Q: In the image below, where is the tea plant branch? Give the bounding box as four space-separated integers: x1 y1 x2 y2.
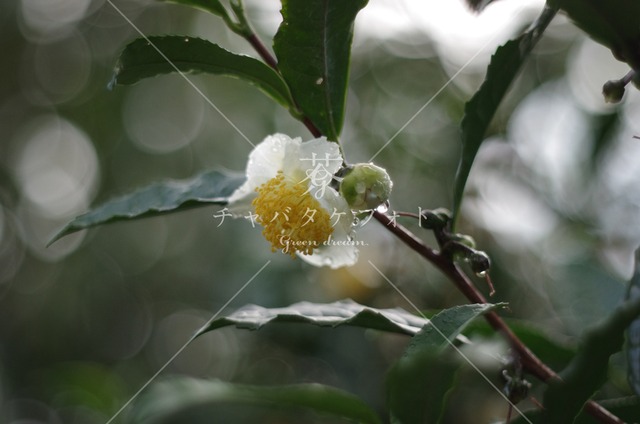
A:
239 19 624 424
372 211 624 424
246 33 278 70
373 211 555 377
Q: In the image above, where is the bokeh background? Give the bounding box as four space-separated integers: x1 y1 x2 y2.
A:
1 0 639 422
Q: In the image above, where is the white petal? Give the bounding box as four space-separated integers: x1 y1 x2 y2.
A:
247 133 297 182
227 133 296 206
317 187 354 235
298 187 358 269
298 224 359 269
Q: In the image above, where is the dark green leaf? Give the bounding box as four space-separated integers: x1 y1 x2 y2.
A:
49 170 244 245
273 0 368 140
128 377 382 424
626 249 640 395
388 303 501 424
405 303 502 356
542 295 640 422
452 6 557 225
111 36 294 110
197 299 429 337
547 0 640 69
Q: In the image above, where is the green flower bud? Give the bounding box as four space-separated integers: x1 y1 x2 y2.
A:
602 79 625 103
339 163 392 210
419 208 451 230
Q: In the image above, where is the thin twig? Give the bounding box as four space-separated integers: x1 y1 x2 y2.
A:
245 33 278 70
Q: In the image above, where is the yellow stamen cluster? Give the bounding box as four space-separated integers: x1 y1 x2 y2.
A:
252 171 334 257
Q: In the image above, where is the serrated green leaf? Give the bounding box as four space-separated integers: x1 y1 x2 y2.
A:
406 304 502 355
49 170 244 245
548 0 640 70
388 303 501 424
273 0 368 140
197 299 429 337
111 36 294 110
542 295 640 423
127 377 382 424
452 6 557 226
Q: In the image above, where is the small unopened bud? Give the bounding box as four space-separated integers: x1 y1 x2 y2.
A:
468 250 495 295
339 163 392 210
469 250 490 275
603 79 625 103
419 208 451 230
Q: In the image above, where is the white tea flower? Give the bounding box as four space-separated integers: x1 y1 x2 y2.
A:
227 133 358 268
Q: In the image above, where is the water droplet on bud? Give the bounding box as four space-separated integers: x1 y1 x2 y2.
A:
376 201 389 213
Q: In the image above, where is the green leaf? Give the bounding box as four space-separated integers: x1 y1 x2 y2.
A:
547 0 640 70
626 249 640 395
49 170 244 245
451 6 557 225
388 303 501 424
273 0 368 140
128 377 382 424
542 295 640 423
111 36 294 110
405 304 503 355
197 299 429 337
